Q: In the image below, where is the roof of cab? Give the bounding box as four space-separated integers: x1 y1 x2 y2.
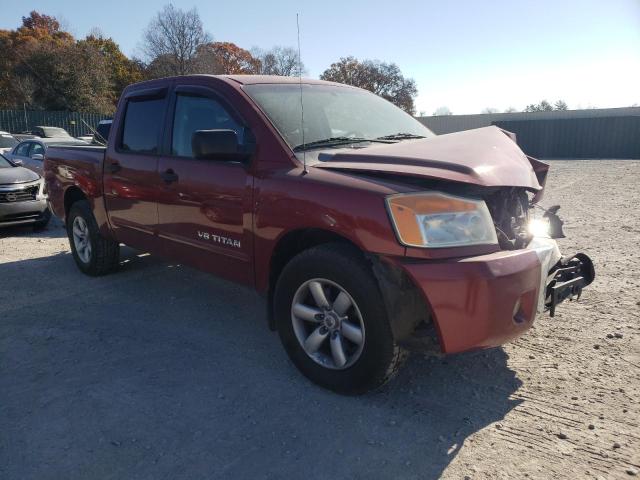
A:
123 74 357 96
220 75 348 87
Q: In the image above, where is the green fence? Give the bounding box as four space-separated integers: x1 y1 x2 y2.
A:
0 110 110 137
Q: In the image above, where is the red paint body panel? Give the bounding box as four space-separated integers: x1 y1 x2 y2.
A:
44 74 552 355
394 249 541 353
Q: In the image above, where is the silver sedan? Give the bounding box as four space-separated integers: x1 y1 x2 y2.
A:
5 138 88 175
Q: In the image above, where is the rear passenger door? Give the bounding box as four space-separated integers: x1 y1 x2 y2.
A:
104 87 168 252
156 83 254 286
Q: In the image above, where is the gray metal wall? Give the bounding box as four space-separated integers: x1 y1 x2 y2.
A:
417 107 640 159
0 110 109 137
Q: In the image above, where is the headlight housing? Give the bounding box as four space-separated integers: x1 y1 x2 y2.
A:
386 192 498 248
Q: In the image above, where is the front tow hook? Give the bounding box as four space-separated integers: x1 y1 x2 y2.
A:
545 253 595 317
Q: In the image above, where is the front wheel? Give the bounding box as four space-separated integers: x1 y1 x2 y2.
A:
67 200 119 276
274 243 407 394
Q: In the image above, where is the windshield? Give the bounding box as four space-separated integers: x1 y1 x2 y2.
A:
0 154 13 168
0 134 18 148
42 127 70 138
244 84 434 150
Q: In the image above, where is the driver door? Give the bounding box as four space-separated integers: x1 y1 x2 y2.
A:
156 84 254 286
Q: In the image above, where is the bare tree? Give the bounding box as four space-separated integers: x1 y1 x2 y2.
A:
481 107 500 114
142 4 211 76
433 106 452 116
252 46 305 76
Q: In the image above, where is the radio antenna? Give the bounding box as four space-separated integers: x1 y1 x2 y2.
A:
296 13 307 174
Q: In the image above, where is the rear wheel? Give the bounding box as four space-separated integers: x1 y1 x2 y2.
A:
274 243 407 394
67 200 119 276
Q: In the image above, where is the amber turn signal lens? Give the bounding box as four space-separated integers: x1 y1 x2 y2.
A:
386 192 497 248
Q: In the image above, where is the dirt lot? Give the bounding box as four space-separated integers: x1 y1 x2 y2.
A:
1 160 638 480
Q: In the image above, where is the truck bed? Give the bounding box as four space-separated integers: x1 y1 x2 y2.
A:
44 144 107 225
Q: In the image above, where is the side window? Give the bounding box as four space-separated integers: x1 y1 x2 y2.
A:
15 142 31 156
30 143 45 158
119 98 165 154
171 94 243 158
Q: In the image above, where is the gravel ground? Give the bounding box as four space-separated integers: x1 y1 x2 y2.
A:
1 160 638 480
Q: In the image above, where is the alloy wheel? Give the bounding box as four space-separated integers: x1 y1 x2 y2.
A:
291 278 366 370
72 216 92 263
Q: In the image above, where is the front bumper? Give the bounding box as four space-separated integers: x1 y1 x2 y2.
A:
393 237 587 354
0 199 49 226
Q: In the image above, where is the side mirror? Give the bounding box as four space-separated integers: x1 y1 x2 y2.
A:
31 154 44 161
191 129 253 161
13 159 23 166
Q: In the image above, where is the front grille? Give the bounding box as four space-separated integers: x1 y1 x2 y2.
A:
0 185 39 203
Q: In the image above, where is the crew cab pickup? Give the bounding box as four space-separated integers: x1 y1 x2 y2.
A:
44 75 594 394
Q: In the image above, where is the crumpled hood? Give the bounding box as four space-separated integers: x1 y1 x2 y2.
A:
312 126 545 191
0 166 40 185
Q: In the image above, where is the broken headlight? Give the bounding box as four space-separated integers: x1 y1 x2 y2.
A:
386 192 498 248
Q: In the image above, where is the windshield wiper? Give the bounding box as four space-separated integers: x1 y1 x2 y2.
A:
376 132 427 141
293 136 393 152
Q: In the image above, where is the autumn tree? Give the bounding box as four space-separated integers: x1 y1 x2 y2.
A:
142 4 211 76
194 42 260 74
320 57 418 113
0 11 132 113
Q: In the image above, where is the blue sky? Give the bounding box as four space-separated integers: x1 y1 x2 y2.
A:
1 0 639 114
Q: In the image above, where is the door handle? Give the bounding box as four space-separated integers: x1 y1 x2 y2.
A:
161 169 179 184
109 161 121 173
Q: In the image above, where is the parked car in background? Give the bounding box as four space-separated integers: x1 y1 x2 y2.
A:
13 133 38 142
6 137 88 175
77 134 95 142
0 153 50 229
29 126 72 138
0 131 19 155
92 119 112 145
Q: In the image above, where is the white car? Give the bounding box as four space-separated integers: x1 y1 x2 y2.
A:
6 137 88 175
0 131 19 155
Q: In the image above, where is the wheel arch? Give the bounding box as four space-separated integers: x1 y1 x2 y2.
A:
266 228 363 330
63 186 88 220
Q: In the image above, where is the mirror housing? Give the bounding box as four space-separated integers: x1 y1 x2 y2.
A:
192 129 253 161
13 159 23 166
31 154 44 161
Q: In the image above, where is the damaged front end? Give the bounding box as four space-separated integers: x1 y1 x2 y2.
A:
485 187 595 318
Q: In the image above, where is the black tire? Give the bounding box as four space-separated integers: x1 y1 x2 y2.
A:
274 243 407 395
32 207 51 231
66 200 119 276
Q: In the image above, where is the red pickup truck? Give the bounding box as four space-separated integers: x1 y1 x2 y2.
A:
45 75 594 394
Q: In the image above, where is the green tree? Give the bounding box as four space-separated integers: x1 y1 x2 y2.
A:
320 56 418 114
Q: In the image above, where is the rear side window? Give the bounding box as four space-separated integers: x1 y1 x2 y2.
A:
171 94 243 157
15 142 31 156
120 98 165 154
